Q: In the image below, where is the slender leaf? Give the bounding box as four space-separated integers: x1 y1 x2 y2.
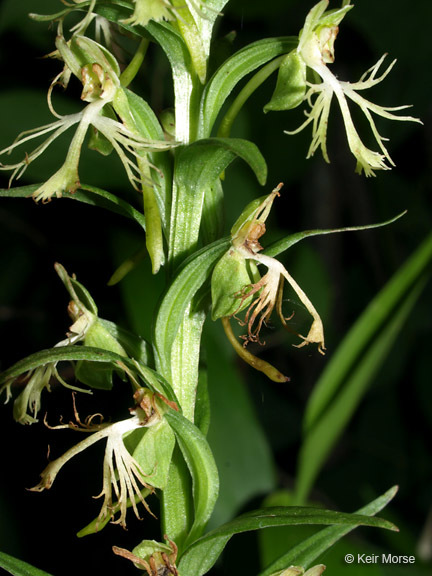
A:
165 409 219 546
0 346 178 405
263 211 406 258
303 231 432 432
0 184 146 231
0 551 53 576
258 486 399 576
154 237 230 379
200 36 297 137
294 233 432 504
177 505 397 576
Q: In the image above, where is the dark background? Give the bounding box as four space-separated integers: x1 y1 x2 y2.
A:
0 1 431 574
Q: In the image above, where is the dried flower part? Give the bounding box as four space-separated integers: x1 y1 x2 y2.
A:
232 185 325 354
0 264 128 423
113 537 178 576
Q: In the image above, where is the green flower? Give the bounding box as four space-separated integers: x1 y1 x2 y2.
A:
0 32 172 202
122 0 177 26
286 0 421 176
216 184 325 354
122 0 210 27
0 263 126 424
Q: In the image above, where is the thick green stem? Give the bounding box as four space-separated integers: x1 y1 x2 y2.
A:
159 3 217 548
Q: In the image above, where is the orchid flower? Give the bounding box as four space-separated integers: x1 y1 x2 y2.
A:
0 31 173 202
31 413 155 527
232 184 325 354
287 0 421 176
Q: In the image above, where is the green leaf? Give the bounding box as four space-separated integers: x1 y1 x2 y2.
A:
0 346 121 389
177 505 397 576
294 232 432 504
169 138 267 267
86 1 195 143
200 36 297 137
263 212 407 259
165 409 219 546
153 238 230 380
0 551 54 576
194 369 211 436
0 184 146 232
0 346 177 405
258 486 398 576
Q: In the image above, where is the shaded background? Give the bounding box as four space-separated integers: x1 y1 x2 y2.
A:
0 0 431 574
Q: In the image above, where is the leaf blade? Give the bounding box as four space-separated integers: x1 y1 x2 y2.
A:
200 37 297 137
165 409 220 546
178 505 397 576
0 184 146 231
258 486 399 576
0 551 54 576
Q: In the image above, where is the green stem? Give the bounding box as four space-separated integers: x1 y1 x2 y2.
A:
217 55 285 138
120 38 149 88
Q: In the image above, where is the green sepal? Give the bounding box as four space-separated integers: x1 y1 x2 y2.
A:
230 194 268 237
124 418 176 489
71 35 121 79
98 318 152 366
131 540 175 570
264 52 306 113
211 249 259 320
315 3 353 30
75 320 128 389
